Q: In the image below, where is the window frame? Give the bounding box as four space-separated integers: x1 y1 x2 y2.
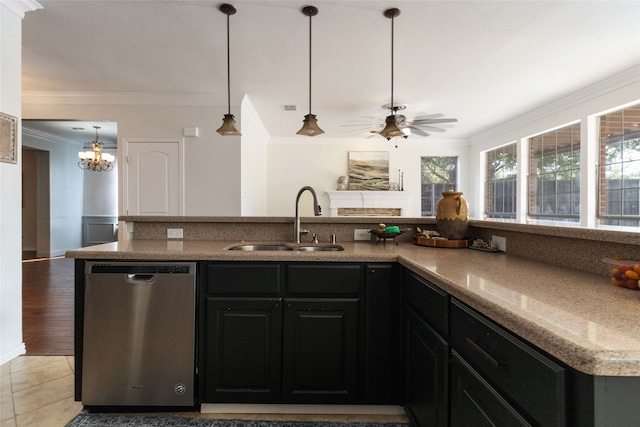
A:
420 156 458 217
597 104 640 226
484 142 518 220
527 122 581 222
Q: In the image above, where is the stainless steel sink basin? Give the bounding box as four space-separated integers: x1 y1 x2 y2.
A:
226 243 344 252
227 243 293 251
294 245 344 251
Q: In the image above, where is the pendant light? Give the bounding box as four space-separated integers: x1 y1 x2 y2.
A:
216 3 241 136
378 8 405 141
296 5 324 136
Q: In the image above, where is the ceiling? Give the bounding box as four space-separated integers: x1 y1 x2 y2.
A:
21 0 640 143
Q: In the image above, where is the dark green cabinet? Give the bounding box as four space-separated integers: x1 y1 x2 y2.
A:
450 350 531 427
402 270 449 427
202 297 283 402
450 299 566 427
282 298 359 403
200 262 365 404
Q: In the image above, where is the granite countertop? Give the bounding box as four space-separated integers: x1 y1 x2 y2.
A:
66 240 640 377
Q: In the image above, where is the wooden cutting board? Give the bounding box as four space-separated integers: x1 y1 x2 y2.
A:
415 235 470 248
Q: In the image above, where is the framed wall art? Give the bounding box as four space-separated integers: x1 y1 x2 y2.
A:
348 151 389 191
0 112 17 164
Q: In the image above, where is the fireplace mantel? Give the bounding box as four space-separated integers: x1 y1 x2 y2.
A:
326 191 413 217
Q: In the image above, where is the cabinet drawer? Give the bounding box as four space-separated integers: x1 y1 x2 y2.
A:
403 270 449 338
204 263 281 295
286 264 362 295
450 299 566 427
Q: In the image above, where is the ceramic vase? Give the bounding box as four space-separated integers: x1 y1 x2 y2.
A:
436 191 469 240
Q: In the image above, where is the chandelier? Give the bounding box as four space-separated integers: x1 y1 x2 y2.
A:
78 126 114 172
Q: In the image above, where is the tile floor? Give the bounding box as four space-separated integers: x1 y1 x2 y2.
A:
1 356 81 427
2 356 409 427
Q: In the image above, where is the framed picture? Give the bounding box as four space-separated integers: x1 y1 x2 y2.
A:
0 112 17 164
348 151 389 191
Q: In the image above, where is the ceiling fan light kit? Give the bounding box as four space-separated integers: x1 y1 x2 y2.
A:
297 5 324 137
216 3 241 136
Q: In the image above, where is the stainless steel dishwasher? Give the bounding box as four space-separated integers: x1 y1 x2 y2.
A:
82 261 197 407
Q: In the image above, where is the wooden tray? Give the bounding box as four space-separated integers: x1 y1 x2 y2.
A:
415 235 470 248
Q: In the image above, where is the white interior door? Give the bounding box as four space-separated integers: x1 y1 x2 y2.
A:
124 138 183 215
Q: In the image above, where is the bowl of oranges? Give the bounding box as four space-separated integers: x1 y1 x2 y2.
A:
604 258 640 290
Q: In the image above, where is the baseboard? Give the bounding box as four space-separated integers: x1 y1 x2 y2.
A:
0 342 26 366
201 404 406 415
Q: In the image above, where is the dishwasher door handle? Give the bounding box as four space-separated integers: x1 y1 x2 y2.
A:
125 274 156 284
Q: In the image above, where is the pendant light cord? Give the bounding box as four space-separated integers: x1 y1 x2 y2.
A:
307 13 312 115
390 13 394 114
226 12 231 115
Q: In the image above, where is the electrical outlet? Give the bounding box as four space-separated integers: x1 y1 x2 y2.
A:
354 229 371 241
167 228 183 239
492 235 506 252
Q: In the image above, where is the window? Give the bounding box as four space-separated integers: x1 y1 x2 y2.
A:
421 156 457 216
528 123 581 222
485 143 517 219
598 104 640 227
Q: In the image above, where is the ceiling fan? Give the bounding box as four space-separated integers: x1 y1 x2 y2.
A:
342 7 458 141
342 104 458 138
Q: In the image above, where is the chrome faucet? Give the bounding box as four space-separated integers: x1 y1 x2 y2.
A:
294 186 322 243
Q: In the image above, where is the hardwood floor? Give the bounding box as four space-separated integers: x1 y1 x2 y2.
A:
22 257 75 356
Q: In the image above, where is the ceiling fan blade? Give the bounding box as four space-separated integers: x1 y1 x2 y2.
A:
412 118 458 125
408 126 430 137
410 125 447 133
413 113 444 120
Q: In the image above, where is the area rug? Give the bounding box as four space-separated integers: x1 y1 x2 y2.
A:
65 414 409 427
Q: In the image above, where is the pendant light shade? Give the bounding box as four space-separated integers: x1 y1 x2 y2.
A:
297 5 324 137
217 3 241 136
378 7 403 141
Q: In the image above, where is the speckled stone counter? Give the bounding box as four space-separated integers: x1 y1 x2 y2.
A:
66 240 640 377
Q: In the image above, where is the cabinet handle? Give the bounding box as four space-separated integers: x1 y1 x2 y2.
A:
465 337 499 368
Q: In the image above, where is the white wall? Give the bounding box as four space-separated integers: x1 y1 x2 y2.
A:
266 136 470 217
22 129 84 256
240 95 268 216
0 3 27 364
22 103 243 216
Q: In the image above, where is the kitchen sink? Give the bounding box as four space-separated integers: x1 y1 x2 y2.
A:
227 243 292 251
226 243 344 252
294 245 344 251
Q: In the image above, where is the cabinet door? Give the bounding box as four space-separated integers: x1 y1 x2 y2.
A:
365 264 401 404
282 298 359 403
202 297 282 403
450 351 531 427
404 305 449 427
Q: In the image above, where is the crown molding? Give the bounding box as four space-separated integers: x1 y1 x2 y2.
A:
2 0 42 18
470 65 640 145
21 91 229 106
22 126 82 147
